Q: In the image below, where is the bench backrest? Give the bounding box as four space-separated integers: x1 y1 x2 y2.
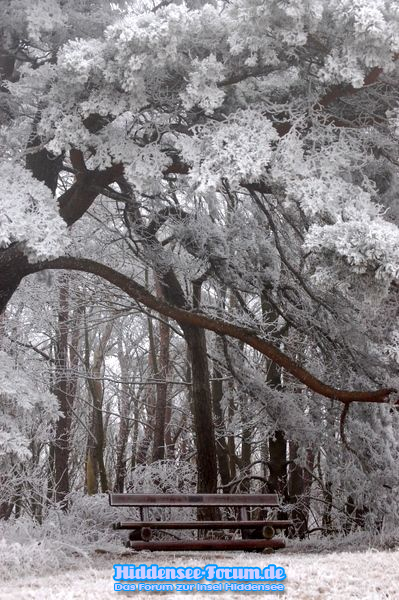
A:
109 493 279 507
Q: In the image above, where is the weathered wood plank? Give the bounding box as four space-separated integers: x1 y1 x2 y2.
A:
109 493 279 507
113 519 292 530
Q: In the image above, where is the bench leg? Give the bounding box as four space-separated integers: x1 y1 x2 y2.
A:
129 527 152 542
262 525 275 539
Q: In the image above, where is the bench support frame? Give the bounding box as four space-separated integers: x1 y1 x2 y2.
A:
109 492 292 551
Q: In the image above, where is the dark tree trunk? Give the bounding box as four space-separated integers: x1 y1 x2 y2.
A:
135 307 157 466
184 281 218 501
185 325 219 522
135 391 154 467
211 363 231 490
153 270 219 502
114 420 129 493
185 325 218 494
85 320 112 494
260 291 288 500
114 345 133 493
268 430 287 497
164 395 175 459
0 245 33 314
322 480 333 534
0 498 13 520
151 282 170 462
227 391 237 482
52 276 72 508
130 400 140 471
288 441 309 538
240 411 252 494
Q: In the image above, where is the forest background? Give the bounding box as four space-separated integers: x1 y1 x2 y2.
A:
1 0 399 554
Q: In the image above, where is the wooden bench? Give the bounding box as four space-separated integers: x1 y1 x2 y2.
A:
109 492 292 551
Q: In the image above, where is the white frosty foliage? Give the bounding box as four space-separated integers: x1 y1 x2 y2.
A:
305 218 399 283
227 0 316 55
0 351 59 461
0 162 67 260
319 0 399 86
57 38 106 85
177 109 278 191
180 55 226 114
123 144 172 194
268 126 399 286
25 0 66 43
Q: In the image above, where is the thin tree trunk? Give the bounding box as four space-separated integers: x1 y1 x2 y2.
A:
85 320 113 494
52 275 72 508
151 280 170 462
227 391 237 482
164 394 174 459
211 363 231 490
240 398 252 494
135 308 157 465
114 416 129 493
287 446 313 538
130 400 140 471
114 344 132 493
268 430 287 496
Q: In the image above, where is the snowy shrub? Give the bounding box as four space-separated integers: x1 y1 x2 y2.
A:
0 350 60 510
126 460 198 538
0 492 128 580
126 459 197 494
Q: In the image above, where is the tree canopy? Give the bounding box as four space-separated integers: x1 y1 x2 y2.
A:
2 0 399 530
2 0 399 402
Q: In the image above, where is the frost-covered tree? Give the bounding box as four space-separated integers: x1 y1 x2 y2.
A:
0 348 59 518
2 0 399 525
2 0 399 398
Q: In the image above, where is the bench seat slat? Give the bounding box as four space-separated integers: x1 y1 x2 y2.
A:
109 493 279 507
114 519 292 530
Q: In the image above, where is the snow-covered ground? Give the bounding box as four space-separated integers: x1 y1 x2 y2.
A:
1 547 398 600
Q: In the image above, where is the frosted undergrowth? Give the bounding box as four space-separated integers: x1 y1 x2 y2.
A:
0 491 398 589
0 493 127 581
287 527 399 554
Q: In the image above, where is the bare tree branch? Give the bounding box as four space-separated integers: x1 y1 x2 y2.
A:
23 254 396 406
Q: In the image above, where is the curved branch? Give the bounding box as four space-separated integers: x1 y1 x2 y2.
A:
29 255 396 406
